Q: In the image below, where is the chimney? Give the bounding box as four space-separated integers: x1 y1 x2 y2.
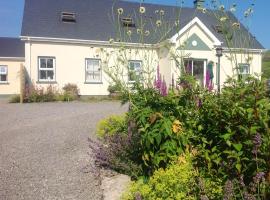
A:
194 0 205 9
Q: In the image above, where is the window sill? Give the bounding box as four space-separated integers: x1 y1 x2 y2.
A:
0 82 9 85
84 82 103 84
36 81 57 84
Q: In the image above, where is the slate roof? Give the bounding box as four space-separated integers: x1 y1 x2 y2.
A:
0 37 25 58
21 0 264 49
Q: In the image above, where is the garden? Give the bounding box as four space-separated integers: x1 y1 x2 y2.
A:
89 1 270 199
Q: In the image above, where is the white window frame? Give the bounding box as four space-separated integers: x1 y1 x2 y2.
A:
238 63 250 80
38 57 56 82
0 65 8 83
128 60 142 83
184 59 206 86
85 58 102 83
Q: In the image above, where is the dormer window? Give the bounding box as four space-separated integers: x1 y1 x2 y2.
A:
213 25 223 33
61 12 76 23
121 17 136 27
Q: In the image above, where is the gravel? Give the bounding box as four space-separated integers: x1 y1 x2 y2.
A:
0 101 127 200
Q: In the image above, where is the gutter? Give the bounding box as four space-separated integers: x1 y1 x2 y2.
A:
0 57 25 61
20 36 159 49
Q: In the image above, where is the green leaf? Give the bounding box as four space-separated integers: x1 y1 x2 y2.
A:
236 163 242 172
233 143 243 152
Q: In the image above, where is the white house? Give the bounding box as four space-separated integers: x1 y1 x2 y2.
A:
0 0 264 96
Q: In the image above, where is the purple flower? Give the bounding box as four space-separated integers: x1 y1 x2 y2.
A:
154 65 167 96
223 180 234 200
135 192 142 200
252 133 262 155
253 172 265 184
239 174 245 187
243 191 256 200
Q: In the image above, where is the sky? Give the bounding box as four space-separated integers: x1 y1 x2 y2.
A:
0 0 269 49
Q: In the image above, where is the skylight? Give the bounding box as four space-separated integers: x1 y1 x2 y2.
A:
61 12 76 23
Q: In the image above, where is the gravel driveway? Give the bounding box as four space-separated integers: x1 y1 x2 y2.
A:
0 101 127 200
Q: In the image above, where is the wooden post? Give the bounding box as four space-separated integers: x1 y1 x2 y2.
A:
20 64 25 103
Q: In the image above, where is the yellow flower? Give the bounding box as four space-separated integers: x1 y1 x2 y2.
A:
232 22 240 28
219 5 225 11
117 8 124 15
160 10 165 16
109 38 114 44
139 6 146 14
178 154 187 164
172 120 183 134
127 30 132 36
220 17 228 22
156 20 162 27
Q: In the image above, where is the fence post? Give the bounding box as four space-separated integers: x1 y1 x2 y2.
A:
20 64 25 103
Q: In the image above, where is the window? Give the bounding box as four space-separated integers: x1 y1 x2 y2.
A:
38 57 56 82
61 12 76 23
85 59 102 83
121 17 136 27
184 59 205 86
0 66 7 83
128 60 142 82
238 63 250 80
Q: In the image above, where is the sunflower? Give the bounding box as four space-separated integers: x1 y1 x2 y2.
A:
139 6 146 14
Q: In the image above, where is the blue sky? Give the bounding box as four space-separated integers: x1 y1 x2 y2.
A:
0 0 269 49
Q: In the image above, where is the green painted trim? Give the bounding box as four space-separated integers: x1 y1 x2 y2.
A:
181 33 211 51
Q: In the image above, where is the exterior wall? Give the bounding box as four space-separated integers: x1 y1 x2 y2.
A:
25 41 159 95
0 59 23 95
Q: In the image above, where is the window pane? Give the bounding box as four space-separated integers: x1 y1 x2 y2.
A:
129 71 136 81
184 60 192 74
193 61 204 87
129 62 135 70
47 59 54 68
86 59 101 82
0 66 7 74
93 64 100 72
47 70 54 80
40 70 47 79
0 75 7 82
239 64 250 75
40 59 47 68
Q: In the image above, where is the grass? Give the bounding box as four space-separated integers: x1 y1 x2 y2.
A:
262 50 270 79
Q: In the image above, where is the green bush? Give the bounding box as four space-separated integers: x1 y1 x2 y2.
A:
24 85 57 103
122 152 223 200
96 114 127 138
9 94 20 103
62 83 80 100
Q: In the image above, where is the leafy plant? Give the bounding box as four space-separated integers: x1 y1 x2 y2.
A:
122 152 223 200
89 120 143 179
62 83 80 100
9 94 20 103
96 114 127 138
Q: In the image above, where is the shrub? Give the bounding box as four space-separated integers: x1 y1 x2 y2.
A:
122 152 223 200
108 83 121 94
62 83 80 100
89 120 143 179
191 77 270 183
9 94 20 103
96 114 127 138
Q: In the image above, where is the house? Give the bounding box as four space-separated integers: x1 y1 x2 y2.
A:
0 0 265 96
0 38 25 95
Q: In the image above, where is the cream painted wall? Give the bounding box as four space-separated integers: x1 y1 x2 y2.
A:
25 41 159 95
0 59 23 95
